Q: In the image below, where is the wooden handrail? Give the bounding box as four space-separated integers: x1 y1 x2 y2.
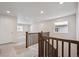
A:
26 31 79 57
28 32 49 34
43 36 79 44
38 32 79 57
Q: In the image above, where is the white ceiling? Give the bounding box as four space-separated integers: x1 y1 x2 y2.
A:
0 2 77 24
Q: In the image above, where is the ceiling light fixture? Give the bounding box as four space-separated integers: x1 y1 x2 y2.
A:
6 10 10 13
59 2 64 4
40 10 44 14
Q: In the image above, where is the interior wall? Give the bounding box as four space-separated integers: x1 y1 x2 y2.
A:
0 14 17 44
17 24 30 44
31 14 76 40
76 3 79 41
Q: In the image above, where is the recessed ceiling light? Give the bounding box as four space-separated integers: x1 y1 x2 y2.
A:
59 2 64 4
40 10 44 14
6 10 10 13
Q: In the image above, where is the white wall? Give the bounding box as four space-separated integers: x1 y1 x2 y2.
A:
76 3 79 41
31 14 76 40
17 24 30 44
0 14 17 44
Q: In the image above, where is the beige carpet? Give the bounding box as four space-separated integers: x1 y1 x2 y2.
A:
0 43 38 57
14 44 26 54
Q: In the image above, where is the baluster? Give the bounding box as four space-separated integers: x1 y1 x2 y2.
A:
26 32 28 48
52 39 54 56
45 39 47 57
56 40 58 57
68 42 71 57
62 41 64 57
42 37 44 57
38 33 41 57
48 39 50 56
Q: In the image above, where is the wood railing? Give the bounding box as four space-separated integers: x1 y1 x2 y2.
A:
38 32 79 57
26 32 39 48
26 32 49 48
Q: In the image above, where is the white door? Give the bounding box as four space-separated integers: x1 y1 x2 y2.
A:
0 15 17 44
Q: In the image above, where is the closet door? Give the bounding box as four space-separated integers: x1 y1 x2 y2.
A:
0 15 17 44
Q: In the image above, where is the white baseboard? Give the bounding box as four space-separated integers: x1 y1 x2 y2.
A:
15 42 25 45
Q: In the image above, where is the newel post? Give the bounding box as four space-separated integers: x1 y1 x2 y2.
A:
38 33 41 57
26 32 28 48
38 31 44 57
77 43 79 57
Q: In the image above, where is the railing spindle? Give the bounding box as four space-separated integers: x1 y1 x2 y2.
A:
47 39 48 56
26 32 28 48
62 41 64 57
56 40 58 57
52 39 54 56
43 40 45 57
48 39 50 56
45 40 47 57
42 37 44 56
38 33 41 57
68 42 71 57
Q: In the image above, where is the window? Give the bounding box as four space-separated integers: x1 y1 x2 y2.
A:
54 21 68 33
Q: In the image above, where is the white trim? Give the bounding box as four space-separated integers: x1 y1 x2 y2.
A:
15 42 25 45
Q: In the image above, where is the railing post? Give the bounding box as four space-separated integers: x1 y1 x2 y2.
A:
38 33 42 57
38 32 44 57
26 32 28 48
77 43 79 57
